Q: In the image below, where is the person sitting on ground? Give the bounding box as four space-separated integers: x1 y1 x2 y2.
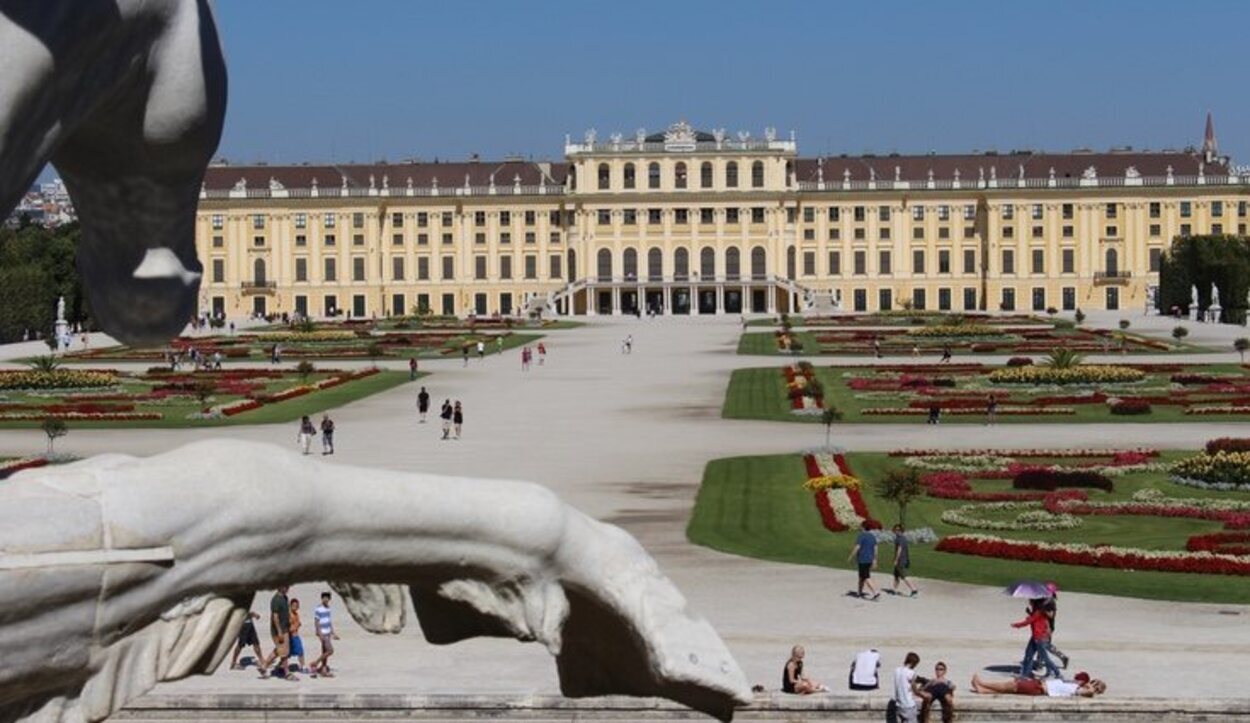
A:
848 648 881 690
970 671 1105 697
920 661 955 723
781 645 829 694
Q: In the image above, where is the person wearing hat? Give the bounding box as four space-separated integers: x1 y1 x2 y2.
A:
970 671 1105 697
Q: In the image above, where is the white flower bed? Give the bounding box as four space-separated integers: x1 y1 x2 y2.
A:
942 500 1083 531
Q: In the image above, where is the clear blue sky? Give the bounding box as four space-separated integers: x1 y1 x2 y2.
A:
210 0 1247 166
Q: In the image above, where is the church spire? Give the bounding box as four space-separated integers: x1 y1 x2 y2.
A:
1202 111 1218 162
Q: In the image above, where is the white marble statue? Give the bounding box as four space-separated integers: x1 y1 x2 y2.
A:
1211 283 1221 309
0 442 750 722
0 2 750 722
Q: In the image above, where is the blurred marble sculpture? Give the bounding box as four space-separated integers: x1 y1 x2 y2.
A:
0 2 749 722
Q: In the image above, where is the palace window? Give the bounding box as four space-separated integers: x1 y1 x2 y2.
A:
751 161 764 188
938 249 950 274
442 233 452 245
803 251 816 276
1001 205 1014 220
964 226 976 239
912 288 926 311
853 206 866 222
475 232 486 245
912 249 925 274
937 205 950 221
1001 287 1016 311
726 162 739 188
854 228 866 241
353 234 364 246
1180 223 1191 236
675 209 689 225
964 288 978 311
324 234 336 246
1062 248 1074 274
700 162 713 189
1105 225 1118 238
912 205 925 221
938 227 950 239
1149 224 1160 237
963 249 976 274
829 228 840 241
880 227 891 240
963 204 976 220
1213 201 1224 217
878 206 890 222
323 258 337 282
597 209 611 225
803 207 815 223
1003 226 1014 238
1148 202 1160 219
441 256 454 280
324 213 336 228
417 257 430 280
853 250 866 275
525 232 536 244
211 258 224 283
648 162 661 189
476 256 489 280
648 208 662 225
252 214 265 230
700 208 714 224
525 255 537 279
502 256 514 279
1105 202 1117 219
392 212 404 228
352 212 365 229
392 233 403 246
804 229 815 241
624 209 637 225
211 214 224 230
212 235 224 248
442 212 453 226
879 289 892 312
828 207 840 222
294 258 307 282
726 208 739 224
1032 204 1044 220
1001 249 1015 274
1180 201 1192 217
828 251 841 275
1239 201 1248 217
294 213 307 229
550 254 562 279
525 210 535 225
1031 249 1044 274
623 163 636 189
598 163 611 190
751 207 765 224
500 211 511 225
418 212 429 227
1213 223 1223 234
1062 203 1074 219
878 250 892 275
474 211 486 226
1149 248 1162 272
1062 225 1073 238
500 232 511 245
550 232 561 244
913 227 924 240
675 162 688 189
392 257 405 281
352 257 366 281
1032 225 1043 239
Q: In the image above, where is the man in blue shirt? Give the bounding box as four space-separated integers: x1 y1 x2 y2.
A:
846 521 881 600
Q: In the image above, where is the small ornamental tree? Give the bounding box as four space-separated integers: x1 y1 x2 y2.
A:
193 379 216 409
26 355 62 373
1118 319 1130 331
1074 309 1086 325
42 417 67 454
1173 326 1190 343
821 406 843 450
366 342 384 368
1235 337 1250 363
874 467 924 527
296 360 316 383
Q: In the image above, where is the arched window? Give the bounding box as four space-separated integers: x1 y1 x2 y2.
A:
253 258 267 284
623 248 638 280
647 247 663 281
597 163 611 190
623 163 636 189
784 161 794 187
567 248 577 280
648 162 661 189
725 247 741 280
786 246 796 280
675 162 688 190
751 160 765 188
751 246 766 279
701 162 714 189
1105 247 1119 275
700 247 716 279
568 166 576 191
726 161 739 188
597 248 613 281
674 248 690 280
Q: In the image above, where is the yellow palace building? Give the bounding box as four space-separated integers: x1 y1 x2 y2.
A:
197 118 1249 319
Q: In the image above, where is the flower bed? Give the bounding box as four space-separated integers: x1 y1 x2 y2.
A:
1044 488 1250 530
1186 532 1250 556
1013 469 1114 492
936 534 1250 576
1206 438 1250 454
0 456 49 479
1170 451 1250 490
987 365 1145 385
251 330 358 342
941 500 1083 531
0 370 118 391
907 324 1004 337
804 453 881 531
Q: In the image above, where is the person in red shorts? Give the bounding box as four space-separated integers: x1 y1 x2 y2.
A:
970 671 1105 697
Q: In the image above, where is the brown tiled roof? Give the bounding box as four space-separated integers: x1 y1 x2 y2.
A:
794 150 1229 184
203 160 569 191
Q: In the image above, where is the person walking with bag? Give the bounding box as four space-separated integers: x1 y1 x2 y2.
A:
297 415 315 455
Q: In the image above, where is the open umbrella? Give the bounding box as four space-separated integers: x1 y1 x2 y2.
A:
1004 580 1052 599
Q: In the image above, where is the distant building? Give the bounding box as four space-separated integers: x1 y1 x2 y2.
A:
195 118 1249 319
4 178 77 229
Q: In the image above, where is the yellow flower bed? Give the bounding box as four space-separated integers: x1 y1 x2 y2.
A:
803 474 862 491
253 331 357 342
907 325 1004 337
988 365 1145 385
0 370 117 390
1171 451 1250 489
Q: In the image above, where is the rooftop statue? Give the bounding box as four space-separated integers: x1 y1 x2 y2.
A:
0 2 750 722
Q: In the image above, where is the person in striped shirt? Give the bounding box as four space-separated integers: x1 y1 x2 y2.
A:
309 591 340 678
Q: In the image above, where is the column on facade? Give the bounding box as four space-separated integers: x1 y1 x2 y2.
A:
715 284 724 314
612 286 621 315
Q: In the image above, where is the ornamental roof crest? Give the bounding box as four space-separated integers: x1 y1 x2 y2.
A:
663 120 697 151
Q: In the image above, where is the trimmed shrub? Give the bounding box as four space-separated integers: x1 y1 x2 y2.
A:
1006 357 1033 367
1110 399 1152 415
1206 438 1250 454
1013 469 1114 492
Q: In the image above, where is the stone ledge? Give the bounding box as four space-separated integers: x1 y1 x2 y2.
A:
117 692 1250 721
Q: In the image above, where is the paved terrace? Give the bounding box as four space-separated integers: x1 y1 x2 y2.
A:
2 314 1249 718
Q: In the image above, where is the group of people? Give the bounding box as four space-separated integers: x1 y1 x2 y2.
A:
412 385 463 439
231 587 340 681
780 643 1104 723
846 522 920 600
520 342 545 371
296 414 335 455
165 346 223 371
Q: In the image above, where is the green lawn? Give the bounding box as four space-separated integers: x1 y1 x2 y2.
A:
738 329 1208 356
687 452 1250 603
0 370 416 429
722 364 1250 424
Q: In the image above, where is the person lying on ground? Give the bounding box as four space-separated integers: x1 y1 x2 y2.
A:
970 671 1105 697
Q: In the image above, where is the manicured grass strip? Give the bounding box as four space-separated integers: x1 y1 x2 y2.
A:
687 451 1250 604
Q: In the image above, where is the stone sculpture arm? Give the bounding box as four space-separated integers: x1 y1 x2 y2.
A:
0 441 750 723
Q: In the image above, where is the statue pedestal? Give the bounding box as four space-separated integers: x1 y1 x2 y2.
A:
1210 304 1223 324
54 319 69 350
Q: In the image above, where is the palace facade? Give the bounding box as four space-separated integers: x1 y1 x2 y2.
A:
196 119 1249 319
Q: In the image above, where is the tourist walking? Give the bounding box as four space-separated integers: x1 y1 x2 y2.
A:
521 346 531 371
297 415 316 455
261 585 295 680
453 401 463 439
212 351 222 370
408 357 418 380
440 399 453 440
891 524 918 596
288 598 307 673
940 345 952 363
873 338 882 359
623 335 633 354
476 340 485 359
1013 599 1061 679
229 610 266 671
537 341 547 365
417 386 430 423
846 520 881 599
986 394 998 425
891 652 924 723
462 345 469 367
926 404 941 425
1037 584 1070 671
320 414 335 455
310 591 339 678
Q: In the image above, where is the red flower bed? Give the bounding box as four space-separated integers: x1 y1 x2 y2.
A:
936 535 1250 576
221 400 263 416
1013 469 1114 492
804 453 881 531
0 457 48 479
1044 493 1250 530
1186 532 1250 556
1206 438 1250 454
920 471 1047 502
